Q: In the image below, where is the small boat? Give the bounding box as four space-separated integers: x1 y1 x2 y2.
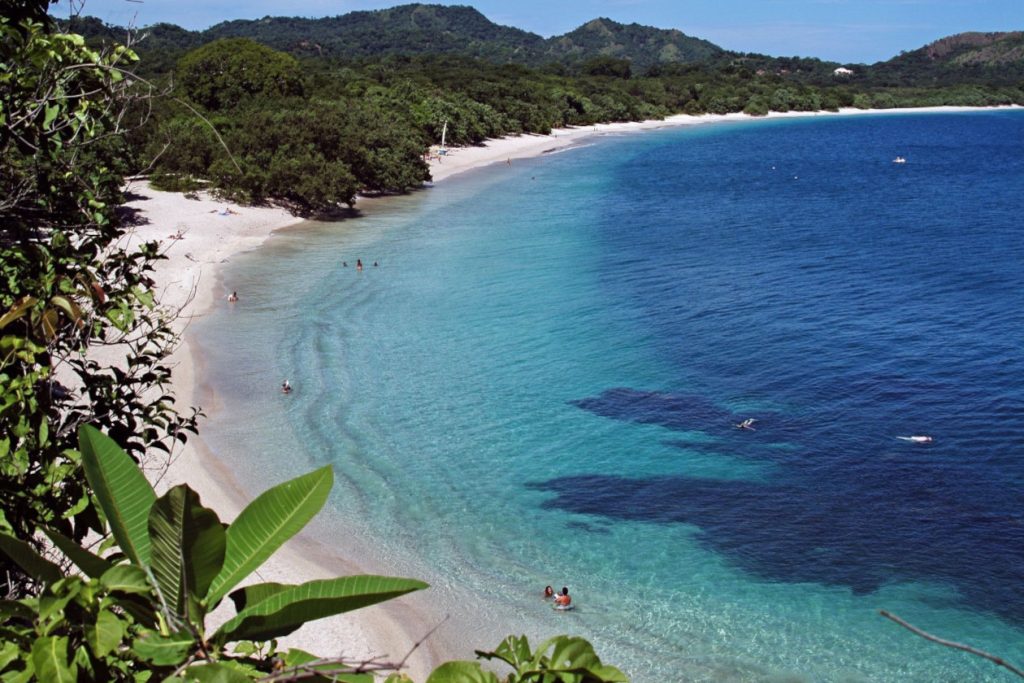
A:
893 156 907 164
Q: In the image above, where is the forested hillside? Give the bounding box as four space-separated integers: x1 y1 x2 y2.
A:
59 4 1024 213
868 32 1024 87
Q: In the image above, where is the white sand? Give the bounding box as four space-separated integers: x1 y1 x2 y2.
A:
118 185 442 678
130 103 1018 679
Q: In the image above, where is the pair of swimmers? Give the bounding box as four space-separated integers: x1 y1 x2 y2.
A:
544 585 572 609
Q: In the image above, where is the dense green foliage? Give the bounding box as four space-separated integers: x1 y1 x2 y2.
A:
134 33 1021 211
59 4 1023 211
0 426 626 682
67 3 1024 85
866 32 1024 87
0 426 424 681
0 10 197 580
176 38 305 110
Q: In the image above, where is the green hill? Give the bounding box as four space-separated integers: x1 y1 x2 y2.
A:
67 3 724 72
544 17 722 71
868 32 1024 86
201 4 547 62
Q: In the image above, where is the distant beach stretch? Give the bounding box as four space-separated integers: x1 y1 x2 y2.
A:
135 105 1024 681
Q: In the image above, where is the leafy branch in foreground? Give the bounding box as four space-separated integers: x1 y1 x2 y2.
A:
0 426 629 682
0 425 426 681
422 634 628 683
0 8 199 583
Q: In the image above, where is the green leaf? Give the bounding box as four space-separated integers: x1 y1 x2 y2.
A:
78 425 156 566
228 581 290 613
87 609 124 658
133 631 195 666
181 663 253 683
0 641 21 671
205 466 333 606
425 661 500 683
0 599 35 621
100 565 151 594
49 295 83 326
281 648 318 666
478 635 533 671
148 485 225 618
31 636 76 683
536 636 629 682
43 527 112 578
213 575 427 643
0 533 63 585
0 296 37 330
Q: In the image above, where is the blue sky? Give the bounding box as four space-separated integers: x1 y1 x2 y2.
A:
53 0 1022 64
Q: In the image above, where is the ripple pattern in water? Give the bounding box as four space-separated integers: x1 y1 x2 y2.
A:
198 111 1024 682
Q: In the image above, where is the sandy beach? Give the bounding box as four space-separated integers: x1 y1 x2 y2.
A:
133 103 1017 679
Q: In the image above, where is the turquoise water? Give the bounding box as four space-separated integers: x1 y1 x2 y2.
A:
196 111 1024 681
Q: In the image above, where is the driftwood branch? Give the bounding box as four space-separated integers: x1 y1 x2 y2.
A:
880 610 1024 679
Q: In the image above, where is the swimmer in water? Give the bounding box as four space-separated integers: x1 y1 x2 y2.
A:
736 418 757 430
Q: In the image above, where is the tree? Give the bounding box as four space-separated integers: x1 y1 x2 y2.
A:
0 8 198 576
176 38 304 112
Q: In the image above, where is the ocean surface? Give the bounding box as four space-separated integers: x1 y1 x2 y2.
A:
195 110 1024 682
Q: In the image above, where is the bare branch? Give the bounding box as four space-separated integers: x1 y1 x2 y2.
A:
397 614 449 672
880 610 1024 679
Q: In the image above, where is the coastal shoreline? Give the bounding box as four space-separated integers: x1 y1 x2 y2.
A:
135 103 1018 679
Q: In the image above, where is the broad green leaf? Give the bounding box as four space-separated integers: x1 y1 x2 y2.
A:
535 636 628 682
148 485 225 617
182 662 253 683
213 575 426 643
79 425 156 566
100 565 151 594
0 533 62 585
205 466 332 606
228 581 290 613
0 641 21 670
31 636 76 683
43 527 112 578
478 635 533 671
425 661 500 683
133 631 195 666
87 610 124 658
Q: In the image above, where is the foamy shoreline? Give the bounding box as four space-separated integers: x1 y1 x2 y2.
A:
132 103 1017 679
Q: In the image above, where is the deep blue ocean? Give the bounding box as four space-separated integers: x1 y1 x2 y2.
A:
196 110 1024 681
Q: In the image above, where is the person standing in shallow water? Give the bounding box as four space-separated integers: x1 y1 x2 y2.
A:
356 259 363 272
554 586 571 608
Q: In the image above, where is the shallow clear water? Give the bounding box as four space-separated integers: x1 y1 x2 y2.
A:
197 110 1024 681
